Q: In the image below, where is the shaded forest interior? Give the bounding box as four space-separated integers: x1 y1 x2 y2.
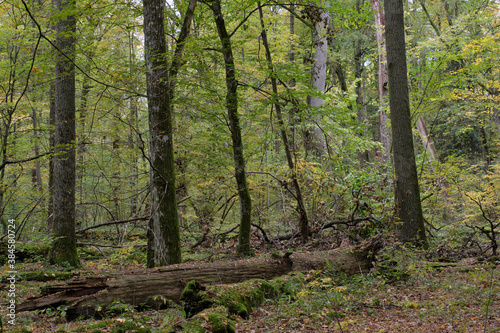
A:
1 0 500 331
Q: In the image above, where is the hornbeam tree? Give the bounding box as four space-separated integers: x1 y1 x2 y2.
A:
143 0 198 267
209 0 252 255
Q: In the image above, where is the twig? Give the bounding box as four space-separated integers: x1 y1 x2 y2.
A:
76 217 149 234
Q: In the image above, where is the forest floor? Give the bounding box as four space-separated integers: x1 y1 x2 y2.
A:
2 238 500 333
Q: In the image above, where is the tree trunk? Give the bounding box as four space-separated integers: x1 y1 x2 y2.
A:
47 82 55 232
50 0 79 267
18 237 382 318
416 117 438 161
385 0 427 246
31 106 43 192
258 3 309 243
143 0 197 266
304 2 329 157
210 0 252 255
353 0 369 162
369 0 390 161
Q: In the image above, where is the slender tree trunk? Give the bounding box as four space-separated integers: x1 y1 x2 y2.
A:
210 0 252 255
304 2 329 157
31 105 43 192
128 31 139 217
416 117 438 161
143 0 197 266
353 0 369 162
385 0 427 246
369 0 390 161
288 4 299 152
47 82 55 231
0 117 9 233
77 66 90 227
258 3 309 243
50 0 79 267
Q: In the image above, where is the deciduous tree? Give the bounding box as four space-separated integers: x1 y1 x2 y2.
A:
50 0 79 267
385 0 427 245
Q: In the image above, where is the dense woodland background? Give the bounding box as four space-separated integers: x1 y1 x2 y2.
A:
1 0 500 264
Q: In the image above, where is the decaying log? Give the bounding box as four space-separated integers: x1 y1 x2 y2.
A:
18 236 382 318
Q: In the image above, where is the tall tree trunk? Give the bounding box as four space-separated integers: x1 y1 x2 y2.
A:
288 4 299 152
77 65 91 228
385 0 427 246
210 0 252 255
50 0 79 267
143 0 197 267
353 0 369 162
304 2 329 157
258 3 309 243
128 31 139 218
369 0 390 161
31 105 43 192
47 82 55 231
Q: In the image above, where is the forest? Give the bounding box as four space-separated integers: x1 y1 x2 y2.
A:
0 0 499 331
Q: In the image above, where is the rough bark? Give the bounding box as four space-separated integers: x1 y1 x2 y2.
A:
369 0 390 161
210 0 252 255
18 237 382 318
385 0 427 245
258 3 309 243
50 0 79 267
143 0 197 266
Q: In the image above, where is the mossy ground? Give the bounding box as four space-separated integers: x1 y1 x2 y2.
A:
3 245 499 332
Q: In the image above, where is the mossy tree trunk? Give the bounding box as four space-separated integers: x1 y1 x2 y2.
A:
143 0 197 267
50 0 79 268
210 0 252 255
18 237 383 318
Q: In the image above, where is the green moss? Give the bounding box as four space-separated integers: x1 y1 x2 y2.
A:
180 280 214 317
111 320 151 333
160 308 187 332
49 236 80 268
208 307 235 333
269 272 306 297
185 307 235 333
76 319 113 332
226 300 248 319
212 279 278 318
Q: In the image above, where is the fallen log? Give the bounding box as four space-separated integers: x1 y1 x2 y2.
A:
18 236 382 318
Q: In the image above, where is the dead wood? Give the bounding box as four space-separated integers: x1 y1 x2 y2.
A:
18 236 382 318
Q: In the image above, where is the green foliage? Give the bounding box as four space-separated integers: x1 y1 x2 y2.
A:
105 299 136 317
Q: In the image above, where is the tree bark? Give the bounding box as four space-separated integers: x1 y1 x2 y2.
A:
18 237 382 319
385 0 427 246
369 0 390 161
416 117 438 161
50 0 79 267
143 0 197 266
258 3 309 243
210 0 252 255
47 82 55 232
304 2 329 157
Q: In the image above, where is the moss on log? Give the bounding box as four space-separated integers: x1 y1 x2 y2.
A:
18 236 382 318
